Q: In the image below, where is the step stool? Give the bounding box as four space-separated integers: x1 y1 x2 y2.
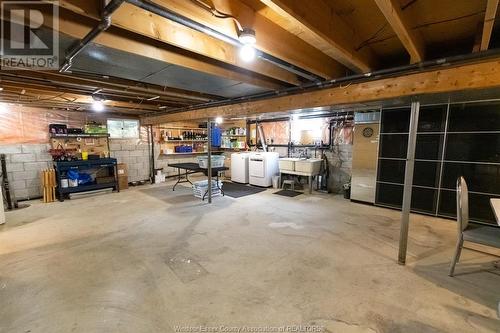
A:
282 179 295 191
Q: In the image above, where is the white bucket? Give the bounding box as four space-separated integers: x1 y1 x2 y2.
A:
154 174 164 184
60 179 69 188
272 175 280 189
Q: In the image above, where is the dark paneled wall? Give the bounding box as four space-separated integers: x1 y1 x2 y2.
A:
375 102 500 224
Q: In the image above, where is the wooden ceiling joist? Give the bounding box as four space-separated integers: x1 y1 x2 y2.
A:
259 0 377 73
373 0 425 63
0 84 161 111
58 0 346 80
142 58 500 124
2 71 218 104
40 8 289 90
480 0 499 51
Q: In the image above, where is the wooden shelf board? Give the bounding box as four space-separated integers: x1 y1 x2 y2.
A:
158 127 207 131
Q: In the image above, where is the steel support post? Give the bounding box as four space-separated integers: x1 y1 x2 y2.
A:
398 101 420 265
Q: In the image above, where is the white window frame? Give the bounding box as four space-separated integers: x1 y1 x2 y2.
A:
107 118 140 139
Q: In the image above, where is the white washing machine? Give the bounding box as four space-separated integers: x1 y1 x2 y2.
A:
249 152 279 187
231 153 250 184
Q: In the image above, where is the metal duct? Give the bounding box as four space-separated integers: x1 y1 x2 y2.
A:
59 0 125 72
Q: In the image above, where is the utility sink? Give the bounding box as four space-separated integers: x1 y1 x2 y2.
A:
295 159 322 174
279 158 304 171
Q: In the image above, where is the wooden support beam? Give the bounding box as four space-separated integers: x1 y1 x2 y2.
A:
2 70 219 103
45 8 290 90
0 83 161 111
259 0 377 72
148 0 347 79
59 0 346 80
142 58 500 124
373 0 425 63
480 0 499 51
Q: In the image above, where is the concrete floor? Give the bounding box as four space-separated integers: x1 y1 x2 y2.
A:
1 179 499 333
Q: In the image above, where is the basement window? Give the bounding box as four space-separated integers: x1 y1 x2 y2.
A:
107 119 139 139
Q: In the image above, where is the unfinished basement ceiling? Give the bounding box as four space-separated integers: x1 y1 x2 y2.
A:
61 36 271 99
1 0 499 118
325 0 492 65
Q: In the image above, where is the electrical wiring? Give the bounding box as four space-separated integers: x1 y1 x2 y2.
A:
190 0 243 31
356 10 486 51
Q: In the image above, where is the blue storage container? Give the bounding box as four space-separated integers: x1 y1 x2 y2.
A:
211 126 222 147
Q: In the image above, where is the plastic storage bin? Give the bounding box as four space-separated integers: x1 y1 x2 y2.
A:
175 145 193 153
192 180 223 198
197 155 225 168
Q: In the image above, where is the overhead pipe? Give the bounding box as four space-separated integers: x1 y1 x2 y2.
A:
1 71 215 103
123 0 322 82
142 47 500 118
59 0 125 72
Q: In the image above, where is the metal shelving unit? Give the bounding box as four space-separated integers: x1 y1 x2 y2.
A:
54 158 119 201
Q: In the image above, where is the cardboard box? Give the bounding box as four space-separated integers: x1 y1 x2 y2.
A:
117 163 128 177
118 176 129 190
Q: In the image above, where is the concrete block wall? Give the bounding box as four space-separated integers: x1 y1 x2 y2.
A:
153 143 198 178
0 144 53 200
109 139 150 182
1 140 153 200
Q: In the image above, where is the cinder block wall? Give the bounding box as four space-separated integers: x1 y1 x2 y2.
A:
0 144 53 199
0 104 160 200
0 140 153 200
153 143 198 178
109 138 151 183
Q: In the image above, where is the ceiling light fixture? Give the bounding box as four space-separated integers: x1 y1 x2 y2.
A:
92 100 105 112
239 28 256 44
238 27 256 62
147 95 160 101
240 44 256 62
215 116 223 124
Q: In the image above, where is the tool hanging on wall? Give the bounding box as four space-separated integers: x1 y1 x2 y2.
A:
41 169 57 203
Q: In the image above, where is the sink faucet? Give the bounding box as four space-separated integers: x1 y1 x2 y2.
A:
296 149 309 159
